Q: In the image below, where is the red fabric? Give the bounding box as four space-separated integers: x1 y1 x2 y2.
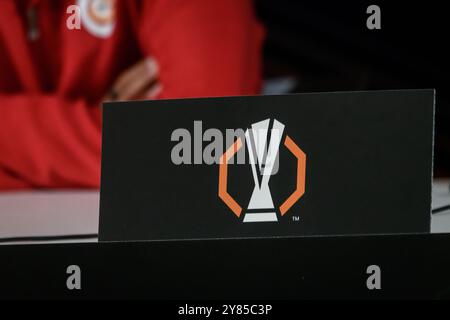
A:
0 0 264 190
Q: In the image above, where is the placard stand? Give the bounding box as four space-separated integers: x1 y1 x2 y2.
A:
1 233 449 299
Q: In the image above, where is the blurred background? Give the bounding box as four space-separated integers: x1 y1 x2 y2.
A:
0 0 448 243
257 0 449 176
0 0 448 193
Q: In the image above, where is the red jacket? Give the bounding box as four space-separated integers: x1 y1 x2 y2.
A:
0 0 264 190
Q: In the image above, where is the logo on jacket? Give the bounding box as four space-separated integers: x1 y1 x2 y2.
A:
218 119 307 223
78 0 116 38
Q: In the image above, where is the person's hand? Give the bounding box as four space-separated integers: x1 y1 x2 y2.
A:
105 57 162 102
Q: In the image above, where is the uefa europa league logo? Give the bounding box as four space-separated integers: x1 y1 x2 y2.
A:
219 119 307 223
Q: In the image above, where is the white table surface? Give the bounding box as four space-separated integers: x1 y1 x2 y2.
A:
0 180 449 245
431 180 450 233
0 191 99 245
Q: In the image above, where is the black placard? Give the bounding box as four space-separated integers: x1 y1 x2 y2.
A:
99 90 434 241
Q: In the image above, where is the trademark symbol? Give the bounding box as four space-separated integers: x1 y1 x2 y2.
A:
292 216 300 222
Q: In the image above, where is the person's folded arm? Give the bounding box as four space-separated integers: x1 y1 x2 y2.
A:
137 0 264 99
0 94 101 190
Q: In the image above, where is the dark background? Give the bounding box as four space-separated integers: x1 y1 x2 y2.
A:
256 1 449 176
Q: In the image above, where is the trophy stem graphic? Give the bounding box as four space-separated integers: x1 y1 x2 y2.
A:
244 119 285 223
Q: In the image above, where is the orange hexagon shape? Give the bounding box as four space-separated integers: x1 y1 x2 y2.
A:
219 135 306 218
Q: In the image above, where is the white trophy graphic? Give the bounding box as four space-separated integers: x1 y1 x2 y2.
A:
244 119 285 223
